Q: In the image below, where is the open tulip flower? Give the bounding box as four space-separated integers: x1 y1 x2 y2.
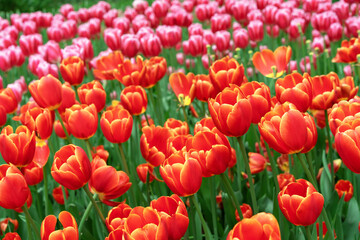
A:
169 72 196 106
93 51 124 80
252 46 292 78
41 211 78 240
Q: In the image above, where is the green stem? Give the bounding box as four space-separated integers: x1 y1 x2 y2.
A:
209 176 218 239
252 124 263 155
144 113 150 126
21 204 40 239
182 105 190 128
62 186 68 211
305 225 313 240
264 142 280 193
220 173 243 220
43 163 50 216
324 110 334 186
55 109 72 144
305 152 317 185
321 209 335 240
147 88 159 125
82 186 107 228
78 194 96 234
84 139 94 161
74 85 80 102
236 136 259 213
189 194 212 240
296 153 318 190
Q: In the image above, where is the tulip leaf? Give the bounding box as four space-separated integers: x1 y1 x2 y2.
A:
320 161 333 205
343 198 360 240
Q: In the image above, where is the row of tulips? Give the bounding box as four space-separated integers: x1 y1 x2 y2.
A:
2 0 360 239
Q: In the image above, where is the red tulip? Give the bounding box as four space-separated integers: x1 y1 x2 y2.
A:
52 185 69 205
77 80 106 112
106 202 132 232
310 72 340 110
0 88 18 114
40 211 78 240
335 179 353 202
64 104 98 139
235 203 253 221
120 85 148 115
60 56 84 86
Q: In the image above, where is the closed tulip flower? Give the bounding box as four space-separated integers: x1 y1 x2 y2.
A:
169 72 196 106
235 203 253 221
0 125 36 167
194 74 216 102
253 46 292 78
208 84 252 137
258 102 317 154
328 100 360 136
142 56 167 88
227 212 281 240
150 194 189 240
278 179 324 226
58 82 77 114
209 56 247 94
106 202 132 232
160 150 202 197
100 106 133 144
29 74 63 110
0 88 18 114
77 80 106 112
0 164 30 209
51 144 92 190
310 72 340 110
21 161 43 186
336 76 358 102
52 185 69 205
276 73 313 112
248 152 268 174
335 179 353 202
120 85 148 115
60 56 85 86
40 211 78 240
89 157 131 206
64 104 98 139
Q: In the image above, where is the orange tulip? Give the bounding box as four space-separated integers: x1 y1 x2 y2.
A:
100 106 133 143
164 118 189 136
310 72 340 110
60 56 85 86
169 72 196 106
0 164 30 209
336 76 358 102
194 117 222 135
150 194 189 240
93 51 124 80
277 173 296 190
51 144 92 190
78 80 106 112
275 72 313 112
240 81 271 123
0 218 18 235
2 232 21 240
328 100 360 136
21 160 43 186
91 145 109 161
40 211 78 240
208 84 252 137
29 74 63 110
258 102 317 154
54 119 71 139
136 163 160 183
114 56 146 87
335 179 353 202
335 116 360 173
194 74 216 102
227 212 281 240
278 179 324 226
140 125 174 167
0 125 36 167
32 139 50 168
120 85 148 115
52 185 69 205
142 56 167 88
89 157 131 206
332 38 360 63
0 88 18 114
64 104 98 139
106 202 132 232
235 203 253 221
166 134 192 157
248 152 268 174
252 46 292 78
160 150 202 197
209 56 247 93
57 82 77 114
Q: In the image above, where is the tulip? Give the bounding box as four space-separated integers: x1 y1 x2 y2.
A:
29 74 62 110
2 232 21 240
40 211 78 240
275 73 313 112
0 164 30 209
215 30 230 52
235 203 253 221
104 28 122 51
64 104 98 139
160 150 202 197
150 194 189 240
169 72 196 106
19 34 42 56
93 51 124 80
248 152 268 174
156 25 182 48
164 118 189 136
38 40 62 64
58 82 78 114
100 106 133 144
278 179 324 226
0 87 18 114
123 206 168 240
51 144 92 190
77 80 106 112
0 218 18 235
248 20 264 43
106 202 132 232
253 46 292 78
208 84 252 137
328 100 360 136
211 13 231 32
332 38 360 63
0 125 36 167
21 161 43 186
277 173 296 190
194 74 216 102
310 72 340 110
114 56 146 87
89 157 131 206
258 102 317 154
141 125 174 167
91 145 109 161
59 56 85 86
227 212 281 240
72 37 94 61
317 159 342 181
52 185 69 205
336 76 358 102
209 57 247 94
136 163 159 183
233 29 249 49
335 179 353 202
120 34 141 58
120 85 148 115
142 56 167 88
